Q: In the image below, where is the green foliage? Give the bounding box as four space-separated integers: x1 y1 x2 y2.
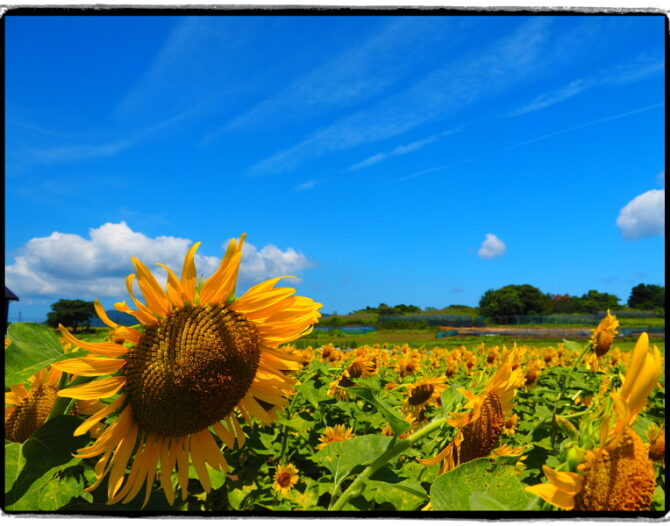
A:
5 416 90 510
628 283 665 310
430 457 535 511
479 284 549 322
46 299 95 333
5 322 65 386
578 289 621 314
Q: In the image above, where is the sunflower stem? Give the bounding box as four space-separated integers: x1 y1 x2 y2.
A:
328 415 449 511
550 342 593 448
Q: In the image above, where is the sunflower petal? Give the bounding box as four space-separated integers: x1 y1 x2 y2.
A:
180 242 202 304
526 482 575 510
59 376 126 400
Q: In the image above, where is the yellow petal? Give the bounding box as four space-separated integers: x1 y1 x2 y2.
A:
542 465 583 494
59 325 128 357
94 300 118 329
75 394 127 436
180 242 202 304
526 483 575 510
132 257 170 316
59 376 126 400
156 263 186 307
52 357 126 377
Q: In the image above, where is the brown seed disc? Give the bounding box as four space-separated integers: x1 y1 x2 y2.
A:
6 385 59 443
123 304 262 437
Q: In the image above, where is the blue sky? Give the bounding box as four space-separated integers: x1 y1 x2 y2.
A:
5 14 666 322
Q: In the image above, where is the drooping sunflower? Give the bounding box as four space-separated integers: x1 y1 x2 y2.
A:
53 235 322 506
646 423 665 465
591 310 619 363
317 424 356 450
419 348 525 474
402 376 447 415
5 366 63 443
273 463 299 495
526 333 662 511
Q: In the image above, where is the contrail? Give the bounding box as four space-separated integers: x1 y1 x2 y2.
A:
396 102 664 182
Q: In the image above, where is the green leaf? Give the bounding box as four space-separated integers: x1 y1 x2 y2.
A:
8 458 84 511
348 386 410 435
440 386 463 412
562 339 583 352
365 478 428 510
469 492 507 510
313 434 397 483
430 457 533 511
5 415 89 508
297 379 330 409
6 323 65 386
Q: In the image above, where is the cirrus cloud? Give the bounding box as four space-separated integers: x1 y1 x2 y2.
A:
5 222 315 301
478 233 507 259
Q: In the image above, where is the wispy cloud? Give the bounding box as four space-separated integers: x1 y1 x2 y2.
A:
398 102 665 182
348 129 459 171
507 54 663 117
204 17 467 144
249 18 553 175
293 179 322 192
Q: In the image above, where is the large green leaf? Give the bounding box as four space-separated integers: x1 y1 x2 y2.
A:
313 434 398 484
348 386 410 435
7 457 84 511
5 323 65 386
5 415 89 508
430 457 533 511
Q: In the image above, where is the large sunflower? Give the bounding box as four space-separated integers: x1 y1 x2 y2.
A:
52 235 322 506
526 333 662 511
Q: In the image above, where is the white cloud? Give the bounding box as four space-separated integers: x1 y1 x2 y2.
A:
5 222 314 301
617 189 665 241
478 234 507 259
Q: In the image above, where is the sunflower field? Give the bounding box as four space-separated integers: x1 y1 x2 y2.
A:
4 238 666 514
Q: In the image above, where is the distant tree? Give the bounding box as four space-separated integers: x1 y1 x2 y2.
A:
46 299 95 333
478 284 549 323
628 283 665 310
547 293 583 314
578 290 621 314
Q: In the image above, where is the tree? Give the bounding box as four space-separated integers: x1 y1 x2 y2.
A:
579 290 621 314
46 299 96 333
628 283 665 310
478 284 549 323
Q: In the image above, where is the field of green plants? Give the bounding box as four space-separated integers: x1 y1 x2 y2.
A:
5 320 665 513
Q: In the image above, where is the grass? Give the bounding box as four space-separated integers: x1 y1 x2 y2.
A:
65 326 665 354
296 328 665 353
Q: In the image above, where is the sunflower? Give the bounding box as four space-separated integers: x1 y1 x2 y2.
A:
502 413 519 436
52 235 322 506
6 366 63 443
273 463 299 495
317 424 356 450
419 348 525 474
591 310 619 358
402 376 447 414
526 333 662 511
646 423 665 465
